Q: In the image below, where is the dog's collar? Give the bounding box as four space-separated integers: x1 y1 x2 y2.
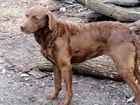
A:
46 30 58 48
53 30 57 36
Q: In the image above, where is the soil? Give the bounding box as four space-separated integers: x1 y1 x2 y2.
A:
0 0 137 105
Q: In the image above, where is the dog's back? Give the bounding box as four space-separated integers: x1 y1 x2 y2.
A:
63 21 134 63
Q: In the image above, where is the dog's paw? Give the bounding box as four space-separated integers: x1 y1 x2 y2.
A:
60 100 70 105
46 94 56 100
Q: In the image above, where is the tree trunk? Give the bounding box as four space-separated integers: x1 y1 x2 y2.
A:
128 20 140 32
85 0 140 22
36 52 121 80
103 0 140 5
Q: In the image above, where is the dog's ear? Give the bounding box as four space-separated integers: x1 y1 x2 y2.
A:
46 11 56 30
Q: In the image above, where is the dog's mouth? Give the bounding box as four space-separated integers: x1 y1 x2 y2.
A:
20 26 32 34
23 30 31 34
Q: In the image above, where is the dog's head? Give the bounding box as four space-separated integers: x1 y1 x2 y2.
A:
20 6 56 34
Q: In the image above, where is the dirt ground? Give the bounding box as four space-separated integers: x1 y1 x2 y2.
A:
0 0 137 105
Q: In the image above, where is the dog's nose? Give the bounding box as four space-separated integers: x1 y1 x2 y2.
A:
20 26 25 32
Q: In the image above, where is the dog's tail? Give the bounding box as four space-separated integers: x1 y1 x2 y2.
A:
132 32 140 83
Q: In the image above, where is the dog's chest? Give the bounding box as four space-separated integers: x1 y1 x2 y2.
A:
40 47 55 64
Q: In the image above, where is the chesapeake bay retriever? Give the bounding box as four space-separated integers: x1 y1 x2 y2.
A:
20 6 140 105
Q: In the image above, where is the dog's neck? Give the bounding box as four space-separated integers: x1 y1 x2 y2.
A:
34 26 57 49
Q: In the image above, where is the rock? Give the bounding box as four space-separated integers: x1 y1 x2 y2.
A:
2 3 7 8
61 0 76 4
28 96 36 102
0 98 4 103
60 7 66 12
127 96 135 103
23 66 33 72
27 67 50 79
0 65 6 74
20 73 29 77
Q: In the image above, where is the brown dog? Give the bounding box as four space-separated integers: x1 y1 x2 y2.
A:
20 6 140 105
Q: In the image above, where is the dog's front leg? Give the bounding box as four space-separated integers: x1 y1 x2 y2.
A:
60 65 73 105
47 64 62 100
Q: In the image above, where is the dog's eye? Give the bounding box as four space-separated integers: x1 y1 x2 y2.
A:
32 16 39 22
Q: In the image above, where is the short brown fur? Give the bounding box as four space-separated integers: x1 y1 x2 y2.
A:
21 6 140 105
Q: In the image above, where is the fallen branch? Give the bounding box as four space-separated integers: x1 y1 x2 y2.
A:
103 0 140 6
36 52 121 80
85 0 140 21
128 20 140 32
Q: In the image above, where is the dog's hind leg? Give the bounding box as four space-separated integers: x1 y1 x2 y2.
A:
134 58 140 84
110 43 140 105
